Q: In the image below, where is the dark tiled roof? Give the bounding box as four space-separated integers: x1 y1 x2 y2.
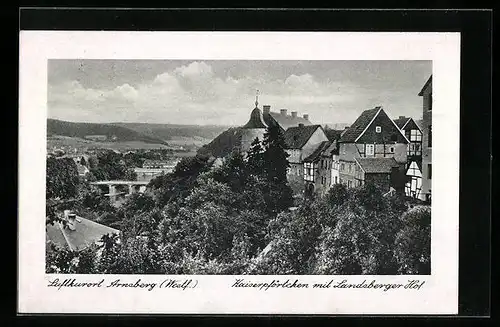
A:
355 157 399 174
418 75 432 96
324 128 343 142
46 216 120 251
340 107 382 142
264 112 312 131
283 125 322 149
197 127 243 158
324 140 339 156
303 141 333 162
243 107 268 129
393 117 410 129
415 119 424 131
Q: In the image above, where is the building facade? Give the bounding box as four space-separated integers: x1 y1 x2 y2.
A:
353 157 401 193
302 141 335 197
394 116 424 199
283 125 329 192
419 75 432 202
337 106 409 192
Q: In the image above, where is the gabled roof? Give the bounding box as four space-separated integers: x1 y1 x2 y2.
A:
414 119 424 132
393 117 412 130
46 216 120 252
243 107 268 129
355 157 399 174
340 107 382 143
418 75 432 96
303 141 333 162
397 116 422 133
283 125 322 149
340 106 410 144
264 112 312 131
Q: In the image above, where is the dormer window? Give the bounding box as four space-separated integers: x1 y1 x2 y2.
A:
375 126 382 133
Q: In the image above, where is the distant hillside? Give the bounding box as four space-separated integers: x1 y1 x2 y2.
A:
197 127 244 158
111 122 230 142
47 119 167 145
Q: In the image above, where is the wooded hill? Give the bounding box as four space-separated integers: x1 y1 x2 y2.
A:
47 119 231 146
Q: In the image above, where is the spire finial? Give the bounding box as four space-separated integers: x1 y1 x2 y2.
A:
255 89 259 108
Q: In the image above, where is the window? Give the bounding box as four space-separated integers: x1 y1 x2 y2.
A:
375 126 381 133
335 176 338 184
390 146 395 153
321 177 325 185
348 180 352 188
428 164 432 179
410 129 422 141
366 144 374 156
428 125 432 147
304 162 315 181
341 163 345 171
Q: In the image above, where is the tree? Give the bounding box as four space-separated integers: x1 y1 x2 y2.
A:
313 184 403 275
211 150 249 193
46 157 79 199
87 155 99 169
46 241 99 274
89 150 130 181
149 154 212 207
394 206 431 274
246 137 265 176
261 124 294 215
326 183 349 207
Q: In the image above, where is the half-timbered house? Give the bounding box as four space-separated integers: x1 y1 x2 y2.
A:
337 106 409 191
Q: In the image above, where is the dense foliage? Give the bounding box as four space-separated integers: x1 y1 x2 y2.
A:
46 125 431 275
89 150 137 181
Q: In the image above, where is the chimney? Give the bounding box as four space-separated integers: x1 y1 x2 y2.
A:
399 116 405 120
64 210 77 231
298 123 305 127
263 105 271 114
280 109 288 116
291 111 298 118
303 114 309 120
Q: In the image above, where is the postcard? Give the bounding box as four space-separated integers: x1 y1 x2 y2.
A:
18 31 460 314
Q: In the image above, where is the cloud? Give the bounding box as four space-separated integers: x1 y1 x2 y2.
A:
47 61 423 126
173 61 214 79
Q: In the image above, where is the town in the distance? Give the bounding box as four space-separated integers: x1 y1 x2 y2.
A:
46 75 432 275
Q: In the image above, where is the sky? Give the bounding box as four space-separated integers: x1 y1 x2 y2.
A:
47 60 431 126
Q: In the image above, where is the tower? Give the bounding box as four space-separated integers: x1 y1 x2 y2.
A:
241 90 268 153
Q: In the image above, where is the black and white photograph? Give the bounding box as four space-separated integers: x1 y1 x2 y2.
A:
45 59 432 276
19 30 461 315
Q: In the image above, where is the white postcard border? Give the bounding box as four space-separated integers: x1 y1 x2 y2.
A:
18 31 460 314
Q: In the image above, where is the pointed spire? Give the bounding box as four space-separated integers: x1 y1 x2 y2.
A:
255 89 259 108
